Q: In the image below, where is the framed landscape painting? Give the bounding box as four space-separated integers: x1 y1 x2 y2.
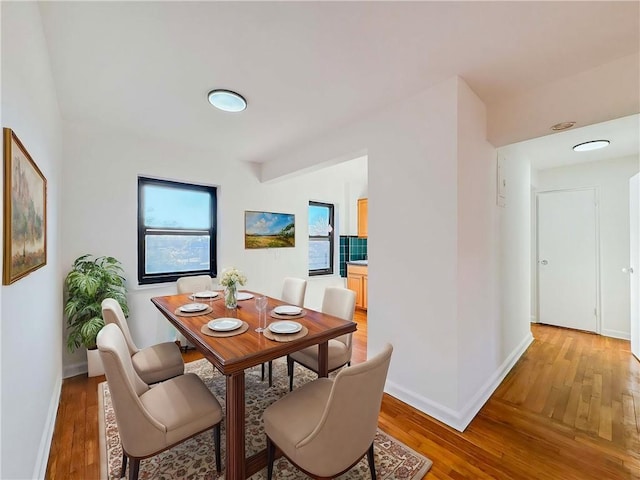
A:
3 128 47 285
245 211 295 249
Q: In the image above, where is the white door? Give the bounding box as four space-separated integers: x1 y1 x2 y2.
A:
630 174 639 360
537 189 598 332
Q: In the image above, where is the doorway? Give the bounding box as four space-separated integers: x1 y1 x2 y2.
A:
536 188 599 332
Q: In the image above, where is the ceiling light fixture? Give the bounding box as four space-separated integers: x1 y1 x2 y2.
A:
207 89 247 112
550 121 576 131
572 140 610 152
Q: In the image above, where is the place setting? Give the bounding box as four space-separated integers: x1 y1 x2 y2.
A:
201 317 249 337
189 290 221 301
269 304 307 319
174 302 213 317
262 305 308 342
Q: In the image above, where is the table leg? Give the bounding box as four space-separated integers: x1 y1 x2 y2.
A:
317 341 329 377
226 371 246 480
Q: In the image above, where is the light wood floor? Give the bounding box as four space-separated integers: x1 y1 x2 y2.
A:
46 313 640 479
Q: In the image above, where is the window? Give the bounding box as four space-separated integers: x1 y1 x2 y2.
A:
138 177 217 284
308 201 334 275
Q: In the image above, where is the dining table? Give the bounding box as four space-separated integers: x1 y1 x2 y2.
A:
150 291 357 480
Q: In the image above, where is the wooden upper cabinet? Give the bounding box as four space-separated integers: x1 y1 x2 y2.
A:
357 198 368 238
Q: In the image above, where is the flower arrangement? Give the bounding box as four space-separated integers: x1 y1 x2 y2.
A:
219 267 247 287
219 267 246 308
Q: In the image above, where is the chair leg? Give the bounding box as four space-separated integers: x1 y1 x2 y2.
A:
213 424 222 473
366 442 376 480
268 360 273 387
267 436 276 480
120 452 128 478
128 457 140 480
287 356 294 391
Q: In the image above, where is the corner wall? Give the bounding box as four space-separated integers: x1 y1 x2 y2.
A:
1 3 63 478
262 76 533 430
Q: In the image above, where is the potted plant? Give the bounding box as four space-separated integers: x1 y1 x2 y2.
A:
64 254 129 376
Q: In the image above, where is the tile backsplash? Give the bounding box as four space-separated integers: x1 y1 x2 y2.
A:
339 235 368 277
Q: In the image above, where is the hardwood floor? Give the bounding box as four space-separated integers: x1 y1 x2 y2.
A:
46 313 640 479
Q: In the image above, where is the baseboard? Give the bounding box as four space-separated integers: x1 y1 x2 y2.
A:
384 380 465 432
456 331 534 429
601 329 630 341
64 360 87 379
385 330 534 432
33 376 62 479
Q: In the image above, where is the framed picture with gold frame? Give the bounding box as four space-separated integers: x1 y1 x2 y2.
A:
3 128 47 284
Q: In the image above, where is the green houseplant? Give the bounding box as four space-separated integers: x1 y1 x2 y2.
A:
64 254 129 353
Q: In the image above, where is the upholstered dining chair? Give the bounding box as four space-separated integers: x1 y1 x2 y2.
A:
281 277 307 307
97 324 223 480
101 298 184 384
176 274 215 294
176 275 216 350
264 343 393 480
262 277 308 386
287 286 356 391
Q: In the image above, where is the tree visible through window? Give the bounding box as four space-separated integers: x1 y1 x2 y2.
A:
308 201 334 275
138 177 217 284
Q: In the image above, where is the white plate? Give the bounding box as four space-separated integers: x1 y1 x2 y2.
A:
237 292 254 301
208 318 243 332
179 303 208 313
269 321 302 334
193 291 219 299
274 305 302 315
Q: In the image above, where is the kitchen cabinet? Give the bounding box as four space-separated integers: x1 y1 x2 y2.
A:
347 263 368 310
357 198 368 238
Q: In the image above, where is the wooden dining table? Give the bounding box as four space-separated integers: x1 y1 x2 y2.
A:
150 291 357 480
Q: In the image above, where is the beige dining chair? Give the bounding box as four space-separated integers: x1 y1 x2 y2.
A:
97 323 223 480
101 298 184 384
176 275 216 350
262 277 308 386
264 343 393 480
287 286 356 391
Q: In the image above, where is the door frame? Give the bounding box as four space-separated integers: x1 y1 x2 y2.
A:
534 186 602 333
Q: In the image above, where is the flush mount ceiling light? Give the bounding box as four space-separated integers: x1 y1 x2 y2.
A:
207 89 247 112
573 140 610 152
550 121 576 131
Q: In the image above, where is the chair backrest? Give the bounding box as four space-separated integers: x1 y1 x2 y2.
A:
297 344 393 474
322 287 356 348
281 277 307 307
101 298 139 355
97 324 167 457
176 275 215 294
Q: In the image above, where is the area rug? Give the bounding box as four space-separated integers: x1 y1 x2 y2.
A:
99 358 433 479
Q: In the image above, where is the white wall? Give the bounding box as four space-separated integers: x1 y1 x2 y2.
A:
60 122 366 374
455 80 503 421
260 76 533 431
1 2 63 478
535 156 640 339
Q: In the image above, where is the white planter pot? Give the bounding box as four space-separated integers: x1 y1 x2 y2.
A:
87 348 105 377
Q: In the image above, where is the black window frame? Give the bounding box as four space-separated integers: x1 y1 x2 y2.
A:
308 201 334 276
137 176 217 285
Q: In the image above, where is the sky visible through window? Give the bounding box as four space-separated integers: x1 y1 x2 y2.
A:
143 184 211 229
308 204 330 236
309 204 332 271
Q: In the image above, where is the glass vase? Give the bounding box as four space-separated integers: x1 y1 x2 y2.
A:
224 283 238 309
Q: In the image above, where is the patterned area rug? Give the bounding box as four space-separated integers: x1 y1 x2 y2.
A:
99 358 433 479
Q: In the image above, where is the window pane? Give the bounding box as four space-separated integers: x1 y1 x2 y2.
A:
143 184 211 229
145 235 210 274
309 205 331 236
309 239 330 271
